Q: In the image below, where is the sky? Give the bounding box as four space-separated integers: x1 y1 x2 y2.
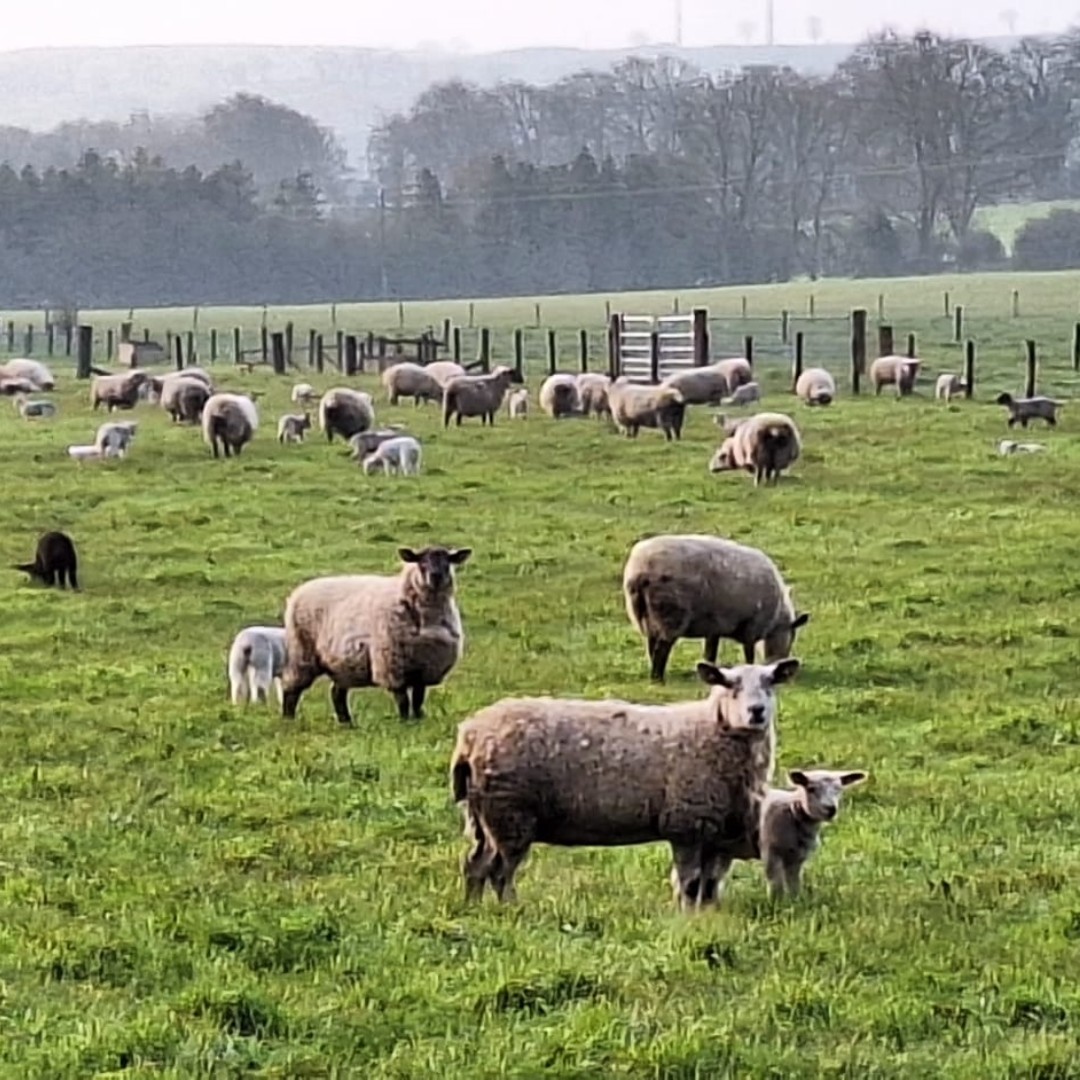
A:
0 0 1074 53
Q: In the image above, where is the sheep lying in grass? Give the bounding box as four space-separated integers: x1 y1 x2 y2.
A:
362 435 423 476
935 373 965 403
91 371 150 412
13 530 79 589
450 658 800 907
442 366 517 427
623 533 810 682
998 439 1047 456
277 413 312 444
0 358 55 391
539 374 580 418
382 362 444 406
13 394 56 419
347 426 409 460
795 368 835 406
577 373 611 418
661 361 731 406
608 378 685 440
95 420 138 458
995 392 1062 428
507 388 529 418
709 411 802 486
292 382 318 406
202 393 259 458
319 387 375 442
722 381 761 406
68 444 107 462
227 626 287 706
870 355 921 397
281 545 472 725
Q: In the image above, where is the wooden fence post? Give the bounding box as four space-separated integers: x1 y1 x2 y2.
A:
260 326 268 362
851 308 867 395
954 306 963 343
740 296 748 319
233 327 242 364
547 329 557 375
649 330 661 385
46 323 54 356
442 317 452 346
65 325 73 356
579 328 589 373
692 308 709 367
76 325 93 379
453 327 462 363
513 329 524 381
1012 289 1020 319
964 341 975 399
907 332 917 359
1073 324 1080 372
878 324 893 357
344 335 358 376
210 328 218 363
468 302 475 329
307 329 317 368
808 295 815 319
877 293 885 321
186 330 195 365
5 321 13 351
743 335 754 369
24 325 33 355
1024 340 1037 398
535 302 542 328
478 328 491 373
336 330 344 371
398 300 405 329
270 332 286 375
792 331 804 392
943 291 951 317
285 322 294 366
780 309 789 345
608 313 622 379
174 333 184 371
106 328 114 361
315 334 324 374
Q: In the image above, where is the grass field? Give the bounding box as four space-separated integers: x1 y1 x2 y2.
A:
5 270 1080 1076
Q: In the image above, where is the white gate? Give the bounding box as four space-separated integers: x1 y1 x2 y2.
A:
616 313 697 383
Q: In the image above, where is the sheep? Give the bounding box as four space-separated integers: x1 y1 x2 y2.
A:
715 357 753 391
95 420 138 458
319 387 375 443
759 769 867 898
442 366 517 427
13 530 78 589
998 439 1047 456
277 413 312 444
869 355 921 397
450 658 801 907
795 368 836 407
291 382 318 406
0 358 55 391
722 381 761 407
608 377 686 440
661 361 731 406
227 626 287 706
539 373 580 418
995 392 1062 429
362 435 423 476
347 426 409 460
382 362 444 406
202 392 259 458
424 360 467 388
145 367 214 402
709 411 802 486
281 545 472 725
507 388 529 419
13 394 56 419
576 372 612 418
0 377 39 396
623 534 810 682
91 371 150 412
158 375 211 423
935 373 966 403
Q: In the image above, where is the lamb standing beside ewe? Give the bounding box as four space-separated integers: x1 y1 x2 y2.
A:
795 368 836 406
442 366 517 427
347 427 409 460
934 373 965 403
91 371 150 412
281 545 471 725
382 362 444 406
869 355 921 397
13 530 79 589
450 658 800 908
362 435 423 476
623 533 810 682
576 373 612 418
319 387 375 442
277 413 312 443
709 411 802 486
539 373 580 418
995 392 1062 428
227 626 287 706
608 377 685 440
506 388 529 419
202 393 259 458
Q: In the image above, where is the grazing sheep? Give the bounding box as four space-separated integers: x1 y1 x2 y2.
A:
715 357 753 391
347 427 409 460
281 545 471 725
319 387 375 443
158 375 211 422
995 392 1062 429
869 355 921 397
608 377 686 440
277 413 312 444
202 392 259 458
661 361 731 406
94 420 138 458
14 530 78 589
998 439 1047 456
539 373 580 418
362 435 423 476
424 360 467 388
0 358 55 391
382 362 444 406
507 388 529 419
91 371 151 412
722 381 761 407
759 769 867 898
442 366 517 427
68 444 106 462
450 658 800 907
576 373 612 418
0 377 38 396
228 626 287 706
13 394 56 419
623 533 810 682
291 382 318 406
795 368 836 406
935 373 966 403
709 411 802 486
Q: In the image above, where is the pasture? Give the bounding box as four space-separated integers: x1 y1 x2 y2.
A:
4 269 1080 1076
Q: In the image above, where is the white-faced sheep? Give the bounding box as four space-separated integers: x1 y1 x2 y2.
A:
995 392 1062 428
451 658 800 907
507 388 529 419
362 435 423 476
319 387 375 443
576 373 612 418
91 371 151 412
202 392 259 458
14 395 56 419
0 358 55 391
623 534 810 682
795 368 836 406
709 411 802 486
281 545 471 725
291 382 318 406
347 427 409 460
661 362 731 406
382 362 444 406
228 626 287 706
442 366 517 427
539 373 580 418
95 420 138 458
934 373 965 403
608 378 685 440
869 355 921 397
158 375 211 423
277 413 312 444
424 360 467 388
722 381 761 406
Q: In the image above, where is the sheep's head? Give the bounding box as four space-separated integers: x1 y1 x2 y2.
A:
399 545 472 594
789 769 867 822
709 439 738 473
696 658 800 733
764 611 811 661
995 392 1015 406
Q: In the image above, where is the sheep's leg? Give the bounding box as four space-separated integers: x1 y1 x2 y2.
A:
67 566 79 590
273 678 284 706
703 636 720 665
391 688 411 721
43 569 56 587
670 843 705 912
330 685 354 726
741 637 756 664
649 638 674 683
490 843 529 903
1047 414 1058 427
410 683 426 719
699 853 734 907
463 813 491 901
280 667 318 720
764 852 793 898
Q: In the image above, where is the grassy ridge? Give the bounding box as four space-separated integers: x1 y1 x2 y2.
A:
3 300 1080 1074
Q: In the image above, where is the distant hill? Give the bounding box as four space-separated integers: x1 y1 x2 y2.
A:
0 38 1024 173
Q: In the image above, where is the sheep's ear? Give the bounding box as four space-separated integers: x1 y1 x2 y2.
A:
398 547 420 563
697 662 733 688
791 612 811 630
839 771 868 787
789 770 810 788
766 657 801 684
449 548 472 565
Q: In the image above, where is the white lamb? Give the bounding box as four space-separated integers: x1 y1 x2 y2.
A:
998 439 1047 456
227 626 287 706
292 382 318 406
507 388 529 419
362 435 423 476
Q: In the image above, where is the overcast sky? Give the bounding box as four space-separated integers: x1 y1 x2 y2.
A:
0 0 1073 53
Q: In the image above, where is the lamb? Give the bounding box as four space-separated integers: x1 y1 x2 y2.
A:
13 394 56 419
347 426 409 460
576 373 612 418
0 358 55 391
795 367 836 406
319 387 375 442
715 357 753 391
998 439 1047 456
608 377 686 440
506 388 529 419
539 373 580 418
281 545 471 725
995 392 1062 428
158 375 210 423
362 435 423 476
382 362 444 406
91 371 150 412
935 373 966 403
442 366 517 427
291 382 318 406
13 530 79 589
227 626 287 706
623 534 810 682
202 392 259 458
424 360 467 388
709 411 802 486
661 361 731 406
722 381 761 407
869 355 921 397
277 413 312 444
450 658 801 907
94 420 138 458
758 769 867 898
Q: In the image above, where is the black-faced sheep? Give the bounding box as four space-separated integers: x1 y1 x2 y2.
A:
442 366 517 427
14 530 79 589
539 373 580 418
382 362 444 406
319 387 375 442
608 377 685 440
202 393 259 458
995 392 1062 428
709 411 802 486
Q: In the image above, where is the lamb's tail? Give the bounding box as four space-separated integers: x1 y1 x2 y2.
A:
228 642 254 703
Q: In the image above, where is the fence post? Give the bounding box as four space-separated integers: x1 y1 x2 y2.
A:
1024 340 1037 398
442 317 452 346
964 340 976 399
535 302 542 328
954 306 963 344
878 325 893 357
851 308 867 395
468 301 475 329
792 331 804 392
336 330 344 371
46 323 54 356
692 308 709 367
344 334 358 376
780 309 789 345
673 296 680 315
307 329 317 368
174 333 184 371
5 321 13 351
260 326 268 362
453 327 462 363
808 295 815 319
740 296 747 319
579 328 589 373
330 303 337 329
315 334 324 374
608 313 622 379
877 293 885 322
186 330 196 365
907 332 917 359
106 328 114 361
1012 289 1020 319
24 325 33 354
1074 324 1080 372
65 325 73 356
478 328 491 374
943 291 951 317
366 331 376 361
76 325 93 379
649 330 661 385
398 300 405 329
547 329 557 375
233 328 242 363
209 329 217 363
143 327 150 343
604 299 611 323
285 322 294 366
743 335 754 369
271 332 286 375
513 329 524 381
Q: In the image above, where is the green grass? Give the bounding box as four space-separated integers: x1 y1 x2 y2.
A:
5 272 1080 1075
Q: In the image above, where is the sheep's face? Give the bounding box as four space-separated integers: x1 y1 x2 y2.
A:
790 769 867 822
709 441 738 473
697 658 800 732
399 545 472 593
764 611 811 661
994 392 1013 406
